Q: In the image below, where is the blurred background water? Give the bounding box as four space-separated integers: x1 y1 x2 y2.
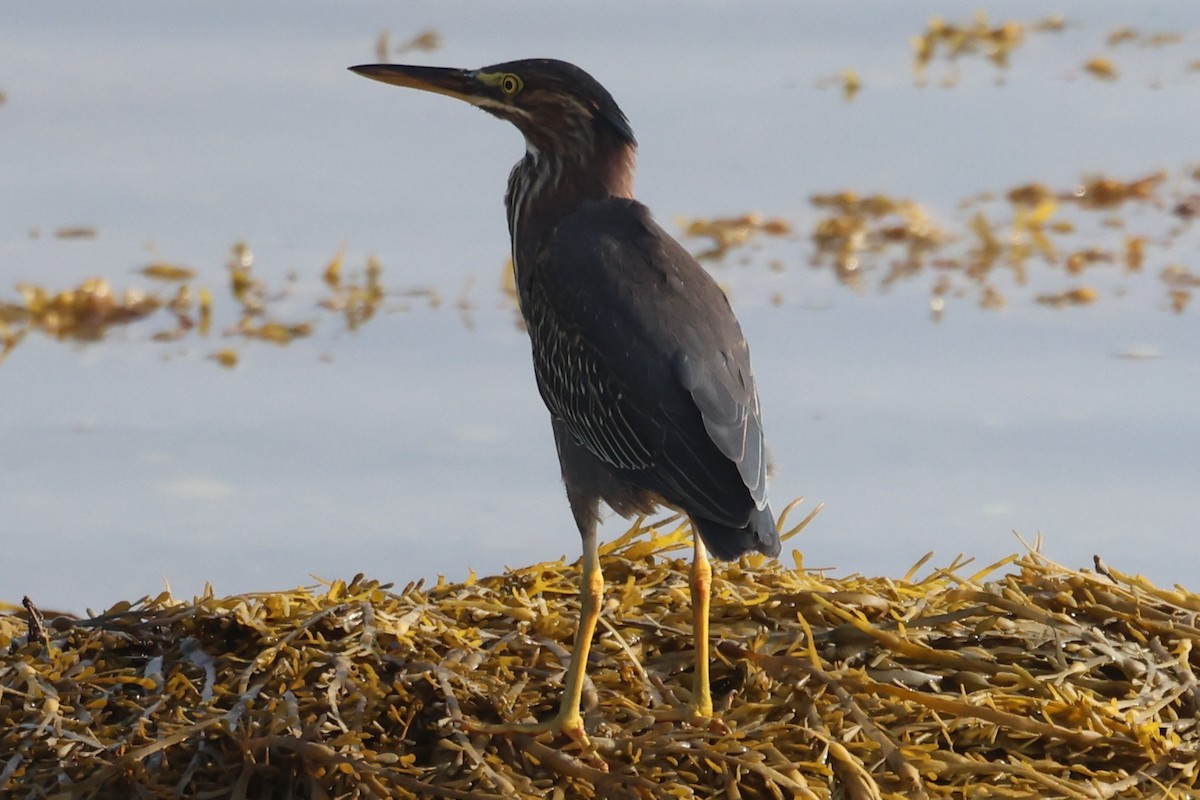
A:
2 1 1198 612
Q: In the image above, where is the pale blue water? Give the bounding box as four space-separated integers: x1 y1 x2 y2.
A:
2 1 1198 611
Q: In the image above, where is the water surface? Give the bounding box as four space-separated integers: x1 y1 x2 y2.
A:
2 1 1198 611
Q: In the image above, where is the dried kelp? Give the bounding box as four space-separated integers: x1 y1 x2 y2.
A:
2 513 1198 798
678 214 793 261
0 243 412 368
794 168 1199 318
910 12 1065 85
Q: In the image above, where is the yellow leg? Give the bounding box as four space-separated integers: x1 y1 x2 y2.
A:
688 535 715 720
467 534 603 747
650 533 720 727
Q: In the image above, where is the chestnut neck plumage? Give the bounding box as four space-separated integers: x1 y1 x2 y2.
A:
505 124 637 297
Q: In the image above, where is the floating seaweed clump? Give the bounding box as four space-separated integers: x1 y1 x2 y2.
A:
2 514 1198 798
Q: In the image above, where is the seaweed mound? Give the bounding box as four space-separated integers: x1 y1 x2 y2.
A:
3 511 1197 798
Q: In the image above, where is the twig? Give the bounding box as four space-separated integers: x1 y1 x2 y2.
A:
22 596 47 646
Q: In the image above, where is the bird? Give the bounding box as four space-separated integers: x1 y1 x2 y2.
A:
350 58 779 746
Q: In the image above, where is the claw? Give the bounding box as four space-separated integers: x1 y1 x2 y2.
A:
465 711 592 749
650 699 728 734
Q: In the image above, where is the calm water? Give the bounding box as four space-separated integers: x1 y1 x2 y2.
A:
3 2 1198 612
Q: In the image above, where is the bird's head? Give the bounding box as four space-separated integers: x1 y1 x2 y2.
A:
350 59 636 166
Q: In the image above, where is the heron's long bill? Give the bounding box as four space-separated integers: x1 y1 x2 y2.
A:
349 64 477 103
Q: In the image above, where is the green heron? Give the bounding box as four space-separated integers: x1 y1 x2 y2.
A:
351 59 779 745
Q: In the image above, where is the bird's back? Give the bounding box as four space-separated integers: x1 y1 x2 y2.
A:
515 197 779 560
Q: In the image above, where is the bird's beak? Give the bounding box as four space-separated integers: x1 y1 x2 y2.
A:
349 64 478 104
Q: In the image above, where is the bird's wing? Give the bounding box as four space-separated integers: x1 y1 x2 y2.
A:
522 198 767 524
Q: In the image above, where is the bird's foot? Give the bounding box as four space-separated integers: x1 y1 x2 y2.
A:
462 710 592 750
650 699 731 735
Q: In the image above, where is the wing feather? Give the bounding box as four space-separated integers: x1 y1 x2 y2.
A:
520 197 768 526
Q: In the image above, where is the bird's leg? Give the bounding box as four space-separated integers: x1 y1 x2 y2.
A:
466 529 602 748
551 529 604 742
688 535 715 720
650 533 725 729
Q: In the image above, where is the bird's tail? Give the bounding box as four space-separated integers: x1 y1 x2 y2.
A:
692 504 780 562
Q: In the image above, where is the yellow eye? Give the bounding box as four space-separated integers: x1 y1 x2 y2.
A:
500 74 523 95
